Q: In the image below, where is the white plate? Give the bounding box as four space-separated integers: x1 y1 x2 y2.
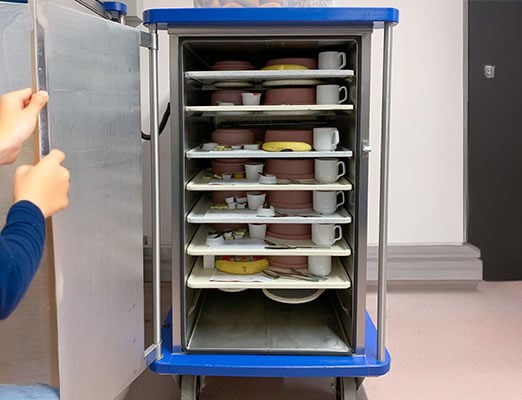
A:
215 81 254 88
219 288 247 293
262 288 325 304
263 79 323 87
261 110 322 116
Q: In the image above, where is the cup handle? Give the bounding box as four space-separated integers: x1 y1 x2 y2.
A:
338 86 348 104
339 52 347 69
334 225 343 242
337 161 346 180
336 191 345 207
331 129 340 148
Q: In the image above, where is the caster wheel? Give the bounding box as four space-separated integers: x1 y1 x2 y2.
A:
334 377 357 400
179 375 203 400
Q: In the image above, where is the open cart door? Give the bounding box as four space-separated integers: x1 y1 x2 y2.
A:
29 1 145 399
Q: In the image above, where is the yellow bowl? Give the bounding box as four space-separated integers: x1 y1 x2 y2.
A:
261 64 309 70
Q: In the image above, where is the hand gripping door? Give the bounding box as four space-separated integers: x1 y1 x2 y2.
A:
30 1 146 399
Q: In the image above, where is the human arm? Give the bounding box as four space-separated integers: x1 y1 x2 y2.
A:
0 88 48 166
0 201 45 319
0 149 69 319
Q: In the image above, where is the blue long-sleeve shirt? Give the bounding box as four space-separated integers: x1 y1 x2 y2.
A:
0 201 45 319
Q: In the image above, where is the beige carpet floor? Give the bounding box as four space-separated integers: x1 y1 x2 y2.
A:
127 281 522 400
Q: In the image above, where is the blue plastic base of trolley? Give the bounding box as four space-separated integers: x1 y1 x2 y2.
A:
150 311 390 378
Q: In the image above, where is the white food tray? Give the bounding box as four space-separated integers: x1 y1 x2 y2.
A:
186 170 353 192
187 257 351 290
185 104 354 115
186 146 353 159
187 225 352 256
185 69 355 84
187 196 352 224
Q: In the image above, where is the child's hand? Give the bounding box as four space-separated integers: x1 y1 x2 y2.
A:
0 88 48 165
13 149 70 218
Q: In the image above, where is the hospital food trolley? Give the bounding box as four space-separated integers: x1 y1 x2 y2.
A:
142 7 398 400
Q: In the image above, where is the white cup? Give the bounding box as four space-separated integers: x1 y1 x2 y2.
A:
318 51 347 70
313 127 340 151
241 92 262 105
314 158 346 183
313 190 345 215
248 223 267 239
316 84 348 105
312 224 343 247
308 255 332 277
247 192 266 210
245 162 265 181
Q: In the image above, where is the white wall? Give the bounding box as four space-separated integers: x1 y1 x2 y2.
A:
139 0 464 246
346 0 465 245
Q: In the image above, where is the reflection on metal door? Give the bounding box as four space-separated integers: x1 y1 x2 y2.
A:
30 1 145 398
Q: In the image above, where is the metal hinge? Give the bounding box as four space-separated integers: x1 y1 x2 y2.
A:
140 31 156 49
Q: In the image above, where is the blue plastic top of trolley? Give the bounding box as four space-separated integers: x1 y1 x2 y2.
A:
143 7 399 29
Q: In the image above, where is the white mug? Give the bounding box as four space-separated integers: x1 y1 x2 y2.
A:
313 190 345 215
248 223 267 239
245 162 265 181
308 255 332 277
316 84 348 105
313 127 339 151
318 51 347 70
314 158 346 183
312 224 342 247
247 192 266 210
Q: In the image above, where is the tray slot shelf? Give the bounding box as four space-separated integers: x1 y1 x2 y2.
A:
187 257 351 290
186 146 353 159
187 195 352 224
187 225 352 257
185 105 354 116
186 170 353 192
185 69 355 85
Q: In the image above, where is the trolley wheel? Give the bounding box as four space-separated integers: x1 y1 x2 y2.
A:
178 375 204 400
334 377 357 400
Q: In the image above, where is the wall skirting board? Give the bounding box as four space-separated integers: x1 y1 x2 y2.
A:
366 243 483 281
144 243 483 282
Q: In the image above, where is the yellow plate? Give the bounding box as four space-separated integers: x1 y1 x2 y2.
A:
261 64 309 70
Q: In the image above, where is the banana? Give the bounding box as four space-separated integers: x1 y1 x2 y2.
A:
215 258 269 275
262 141 312 152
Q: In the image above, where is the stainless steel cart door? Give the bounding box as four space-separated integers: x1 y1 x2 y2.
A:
30 1 145 399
